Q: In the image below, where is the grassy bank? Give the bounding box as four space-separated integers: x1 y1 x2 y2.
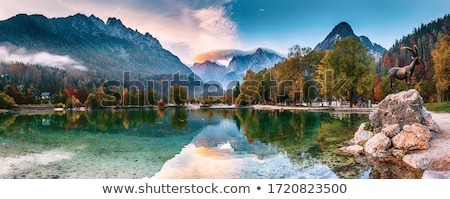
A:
424 102 450 113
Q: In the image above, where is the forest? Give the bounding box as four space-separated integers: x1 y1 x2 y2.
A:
237 15 450 106
378 14 450 102
235 38 374 107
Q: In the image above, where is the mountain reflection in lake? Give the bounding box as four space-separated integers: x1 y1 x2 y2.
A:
0 109 370 179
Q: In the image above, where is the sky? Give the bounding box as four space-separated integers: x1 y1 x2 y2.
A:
1 0 449 66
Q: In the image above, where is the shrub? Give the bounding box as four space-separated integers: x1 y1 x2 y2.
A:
235 94 248 107
364 121 373 131
0 92 16 109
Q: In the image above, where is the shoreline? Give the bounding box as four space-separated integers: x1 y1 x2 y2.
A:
2 105 449 179
2 104 380 114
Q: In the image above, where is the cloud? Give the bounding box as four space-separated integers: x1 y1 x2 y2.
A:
0 43 87 71
193 47 284 63
193 49 246 63
0 0 241 66
193 7 237 36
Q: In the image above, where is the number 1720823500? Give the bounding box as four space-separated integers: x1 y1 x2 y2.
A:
267 183 347 194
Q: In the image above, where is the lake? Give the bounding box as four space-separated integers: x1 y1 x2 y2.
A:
0 108 371 179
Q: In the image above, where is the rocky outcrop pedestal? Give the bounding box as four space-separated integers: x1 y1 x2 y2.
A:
368 89 441 152
340 89 446 177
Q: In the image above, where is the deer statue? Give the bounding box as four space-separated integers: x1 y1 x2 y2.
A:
388 45 419 93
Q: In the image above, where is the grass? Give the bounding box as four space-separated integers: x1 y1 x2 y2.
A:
424 102 450 113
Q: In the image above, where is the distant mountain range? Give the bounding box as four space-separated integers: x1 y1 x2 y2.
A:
314 22 386 62
192 48 285 86
192 22 386 86
0 14 386 84
191 61 227 83
0 13 193 78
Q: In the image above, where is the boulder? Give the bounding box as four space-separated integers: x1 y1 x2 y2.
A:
390 149 407 158
378 89 423 110
369 109 384 134
364 133 391 155
403 153 450 171
421 107 442 134
421 170 450 179
381 124 400 138
346 89 448 177
370 89 427 134
411 123 434 141
392 124 430 150
357 123 366 131
354 129 373 145
339 145 364 155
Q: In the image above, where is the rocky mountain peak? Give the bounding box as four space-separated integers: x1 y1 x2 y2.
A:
0 13 192 77
255 47 265 54
192 61 227 82
315 22 386 62
88 14 106 31
332 22 356 38
106 17 124 27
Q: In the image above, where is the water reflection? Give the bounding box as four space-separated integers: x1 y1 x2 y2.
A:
0 109 369 179
170 109 188 131
154 110 370 178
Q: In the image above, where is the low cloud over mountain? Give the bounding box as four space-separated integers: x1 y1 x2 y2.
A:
0 43 87 70
193 48 283 63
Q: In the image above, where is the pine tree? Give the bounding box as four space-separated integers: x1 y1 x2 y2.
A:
233 82 240 101
170 84 187 106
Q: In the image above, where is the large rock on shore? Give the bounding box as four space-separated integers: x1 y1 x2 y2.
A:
402 112 450 172
342 89 443 159
392 124 432 150
339 89 449 178
370 89 441 135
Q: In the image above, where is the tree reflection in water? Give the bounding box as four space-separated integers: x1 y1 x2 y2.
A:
0 109 372 178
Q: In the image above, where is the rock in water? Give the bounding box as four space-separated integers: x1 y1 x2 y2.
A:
354 127 374 145
339 145 364 155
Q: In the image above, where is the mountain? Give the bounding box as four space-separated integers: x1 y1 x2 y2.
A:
0 13 193 78
191 61 227 83
314 22 386 62
224 48 284 85
192 48 284 86
227 48 284 75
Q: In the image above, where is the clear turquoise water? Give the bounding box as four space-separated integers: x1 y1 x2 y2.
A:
0 109 370 179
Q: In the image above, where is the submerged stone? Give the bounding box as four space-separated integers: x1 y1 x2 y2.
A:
339 145 364 155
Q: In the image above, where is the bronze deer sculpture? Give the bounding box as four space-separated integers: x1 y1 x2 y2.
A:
388 45 419 93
